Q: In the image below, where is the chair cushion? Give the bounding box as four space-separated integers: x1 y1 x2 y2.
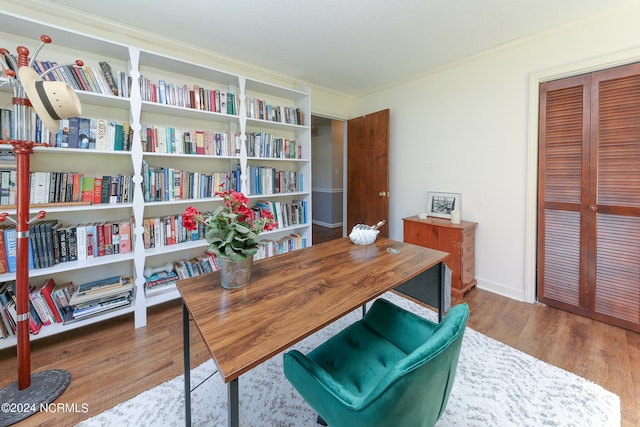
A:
307 320 407 399
306 298 441 400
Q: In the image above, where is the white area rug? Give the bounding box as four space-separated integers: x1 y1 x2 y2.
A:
76 292 620 426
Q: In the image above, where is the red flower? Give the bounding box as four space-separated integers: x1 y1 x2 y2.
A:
182 190 278 260
183 206 202 231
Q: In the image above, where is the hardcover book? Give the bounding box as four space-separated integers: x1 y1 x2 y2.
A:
41 278 64 323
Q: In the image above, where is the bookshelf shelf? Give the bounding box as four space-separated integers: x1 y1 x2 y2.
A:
0 10 311 348
0 302 136 349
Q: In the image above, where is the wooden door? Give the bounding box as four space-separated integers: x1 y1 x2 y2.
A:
346 109 390 237
538 63 640 332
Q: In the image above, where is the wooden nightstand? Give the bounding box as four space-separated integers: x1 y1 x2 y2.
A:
403 216 477 297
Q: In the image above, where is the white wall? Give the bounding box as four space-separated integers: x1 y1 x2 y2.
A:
350 3 640 301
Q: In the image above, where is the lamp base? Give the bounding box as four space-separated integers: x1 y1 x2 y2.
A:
0 369 71 426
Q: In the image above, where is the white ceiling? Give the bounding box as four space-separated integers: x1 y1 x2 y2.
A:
48 0 633 96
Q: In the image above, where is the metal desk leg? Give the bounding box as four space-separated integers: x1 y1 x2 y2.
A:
183 302 191 426
228 379 239 427
438 262 445 322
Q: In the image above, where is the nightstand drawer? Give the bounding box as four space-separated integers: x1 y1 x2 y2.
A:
461 240 474 258
461 257 475 285
461 229 474 244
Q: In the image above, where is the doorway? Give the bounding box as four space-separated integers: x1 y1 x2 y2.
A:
311 115 345 244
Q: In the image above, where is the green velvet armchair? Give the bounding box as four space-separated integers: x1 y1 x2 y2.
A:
283 298 469 427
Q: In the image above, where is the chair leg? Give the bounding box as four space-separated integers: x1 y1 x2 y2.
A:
317 414 328 426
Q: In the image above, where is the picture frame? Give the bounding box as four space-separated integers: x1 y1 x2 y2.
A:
426 192 461 219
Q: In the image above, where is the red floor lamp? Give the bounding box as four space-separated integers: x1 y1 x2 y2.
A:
0 36 81 426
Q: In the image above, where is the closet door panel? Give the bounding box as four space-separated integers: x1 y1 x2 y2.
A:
593 66 640 210
537 75 590 313
594 214 640 328
541 210 583 308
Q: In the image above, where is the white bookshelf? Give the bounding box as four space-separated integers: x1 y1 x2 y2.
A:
0 11 311 348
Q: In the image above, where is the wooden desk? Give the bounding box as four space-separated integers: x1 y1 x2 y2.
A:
177 237 449 426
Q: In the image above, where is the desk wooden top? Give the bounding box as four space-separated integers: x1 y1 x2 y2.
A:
177 237 448 382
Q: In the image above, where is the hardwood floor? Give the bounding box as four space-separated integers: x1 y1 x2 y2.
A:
312 223 343 244
1 288 638 426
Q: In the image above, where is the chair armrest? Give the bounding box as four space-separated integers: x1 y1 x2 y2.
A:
284 350 360 409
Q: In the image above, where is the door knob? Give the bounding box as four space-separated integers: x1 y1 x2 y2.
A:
379 191 389 197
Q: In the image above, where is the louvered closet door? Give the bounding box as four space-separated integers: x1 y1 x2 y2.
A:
538 62 640 332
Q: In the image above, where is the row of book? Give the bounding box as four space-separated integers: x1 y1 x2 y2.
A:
254 233 307 260
0 275 134 339
0 219 132 275
254 200 309 230
0 279 73 338
140 125 240 156
25 172 134 206
139 198 307 251
141 161 240 202
146 232 306 297
246 98 305 126
246 166 301 196
32 59 129 98
136 76 303 126
141 214 203 250
0 107 133 150
245 132 301 159
34 116 133 151
139 75 239 115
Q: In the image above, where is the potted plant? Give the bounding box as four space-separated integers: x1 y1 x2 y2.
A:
183 189 277 288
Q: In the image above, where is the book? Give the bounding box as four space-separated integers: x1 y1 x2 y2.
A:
3 226 34 272
103 222 113 255
76 275 125 295
99 61 119 96
118 220 131 253
114 123 124 151
67 116 80 148
64 293 131 324
67 225 78 261
29 222 42 269
0 228 8 274
93 177 103 204
111 222 119 254
76 225 87 261
56 224 69 263
96 222 106 256
86 224 95 258
40 278 65 323
100 175 111 204
95 118 109 150
29 287 52 326
31 171 50 204
80 176 95 203
78 117 92 149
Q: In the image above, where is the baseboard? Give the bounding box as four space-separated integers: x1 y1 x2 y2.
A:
312 220 343 229
476 278 527 302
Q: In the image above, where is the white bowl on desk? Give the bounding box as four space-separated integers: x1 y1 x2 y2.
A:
349 227 380 245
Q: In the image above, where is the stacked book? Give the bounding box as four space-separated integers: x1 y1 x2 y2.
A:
66 276 133 324
144 270 179 298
